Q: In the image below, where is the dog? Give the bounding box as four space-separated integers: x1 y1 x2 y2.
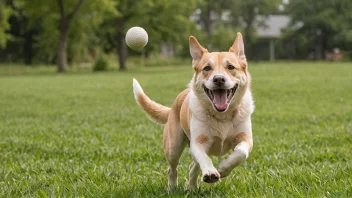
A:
132 33 254 190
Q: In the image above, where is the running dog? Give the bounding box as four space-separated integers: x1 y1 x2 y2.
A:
133 32 254 190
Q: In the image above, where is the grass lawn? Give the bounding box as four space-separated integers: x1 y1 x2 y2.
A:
0 62 351 197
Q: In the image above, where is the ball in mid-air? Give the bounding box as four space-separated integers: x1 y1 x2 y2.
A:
125 27 148 50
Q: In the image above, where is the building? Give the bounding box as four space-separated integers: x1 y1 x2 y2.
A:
256 15 291 61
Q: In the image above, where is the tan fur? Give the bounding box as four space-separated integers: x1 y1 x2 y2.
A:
229 132 253 151
133 33 254 190
196 135 209 144
135 92 170 124
163 89 190 160
180 94 191 138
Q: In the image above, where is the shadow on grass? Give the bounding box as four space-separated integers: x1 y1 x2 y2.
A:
113 181 229 198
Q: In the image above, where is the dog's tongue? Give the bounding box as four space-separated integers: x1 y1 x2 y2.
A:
213 89 228 111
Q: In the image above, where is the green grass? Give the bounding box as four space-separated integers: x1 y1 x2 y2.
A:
0 62 351 197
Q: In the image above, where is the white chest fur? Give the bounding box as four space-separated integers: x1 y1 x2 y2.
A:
203 116 234 140
189 91 253 156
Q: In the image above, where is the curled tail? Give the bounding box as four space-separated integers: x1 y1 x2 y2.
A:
133 78 171 124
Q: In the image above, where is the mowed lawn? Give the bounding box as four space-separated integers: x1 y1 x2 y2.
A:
0 62 351 197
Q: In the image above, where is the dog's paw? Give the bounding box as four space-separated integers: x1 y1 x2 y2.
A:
218 168 231 178
217 160 232 178
186 182 198 191
202 168 220 183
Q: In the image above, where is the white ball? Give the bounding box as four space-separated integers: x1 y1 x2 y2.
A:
125 27 148 50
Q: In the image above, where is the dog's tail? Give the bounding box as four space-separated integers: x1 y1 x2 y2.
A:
132 78 171 124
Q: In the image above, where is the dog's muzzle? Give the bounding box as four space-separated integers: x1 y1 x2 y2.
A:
203 84 238 112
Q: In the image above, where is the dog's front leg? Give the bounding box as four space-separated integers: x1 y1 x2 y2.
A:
190 118 220 183
190 140 220 183
218 118 253 178
217 139 252 178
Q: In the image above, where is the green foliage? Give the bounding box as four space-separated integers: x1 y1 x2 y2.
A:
2 0 352 64
212 23 241 51
194 0 281 54
227 0 281 55
106 0 201 51
20 0 118 63
0 2 13 48
0 62 351 196
283 0 352 58
93 56 108 71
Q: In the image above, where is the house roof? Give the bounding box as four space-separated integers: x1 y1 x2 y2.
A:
256 15 291 38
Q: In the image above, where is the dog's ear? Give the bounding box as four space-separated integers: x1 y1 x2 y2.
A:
229 32 245 60
189 36 208 61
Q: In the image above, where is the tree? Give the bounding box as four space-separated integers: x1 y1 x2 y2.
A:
114 0 139 71
21 0 117 70
191 0 280 54
104 0 199 71
6 0 40 65
196 0 229 50
56 0 84 72
197 0 215 50
285 0 352 60
228 0 281 57
0 2 12 48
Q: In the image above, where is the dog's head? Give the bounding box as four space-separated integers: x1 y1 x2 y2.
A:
189 33 250 113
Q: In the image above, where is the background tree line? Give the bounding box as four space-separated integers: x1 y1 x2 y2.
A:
0 0 351 72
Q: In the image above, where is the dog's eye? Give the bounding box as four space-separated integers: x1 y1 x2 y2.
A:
203 66 212 71
227 65 235 70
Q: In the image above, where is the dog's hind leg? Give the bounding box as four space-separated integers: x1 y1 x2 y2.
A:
187 161 200 190
163 124 186 190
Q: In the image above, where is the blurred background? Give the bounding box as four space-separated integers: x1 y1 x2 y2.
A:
0 0 351 73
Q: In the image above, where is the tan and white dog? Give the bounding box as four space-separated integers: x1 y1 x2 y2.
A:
132 33 254 190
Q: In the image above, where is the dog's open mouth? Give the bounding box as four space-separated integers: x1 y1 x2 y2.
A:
203 84 238 112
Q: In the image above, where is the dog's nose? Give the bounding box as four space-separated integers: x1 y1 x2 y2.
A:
213 75 226 86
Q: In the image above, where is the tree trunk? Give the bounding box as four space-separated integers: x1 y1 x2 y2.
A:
243 9 255 58
244 27 252 58
58 20 68 73
204 0 212 51
117 20 126 71
24 30 33 65
56 0 83 73
314 35 322 60
321 33 327 60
